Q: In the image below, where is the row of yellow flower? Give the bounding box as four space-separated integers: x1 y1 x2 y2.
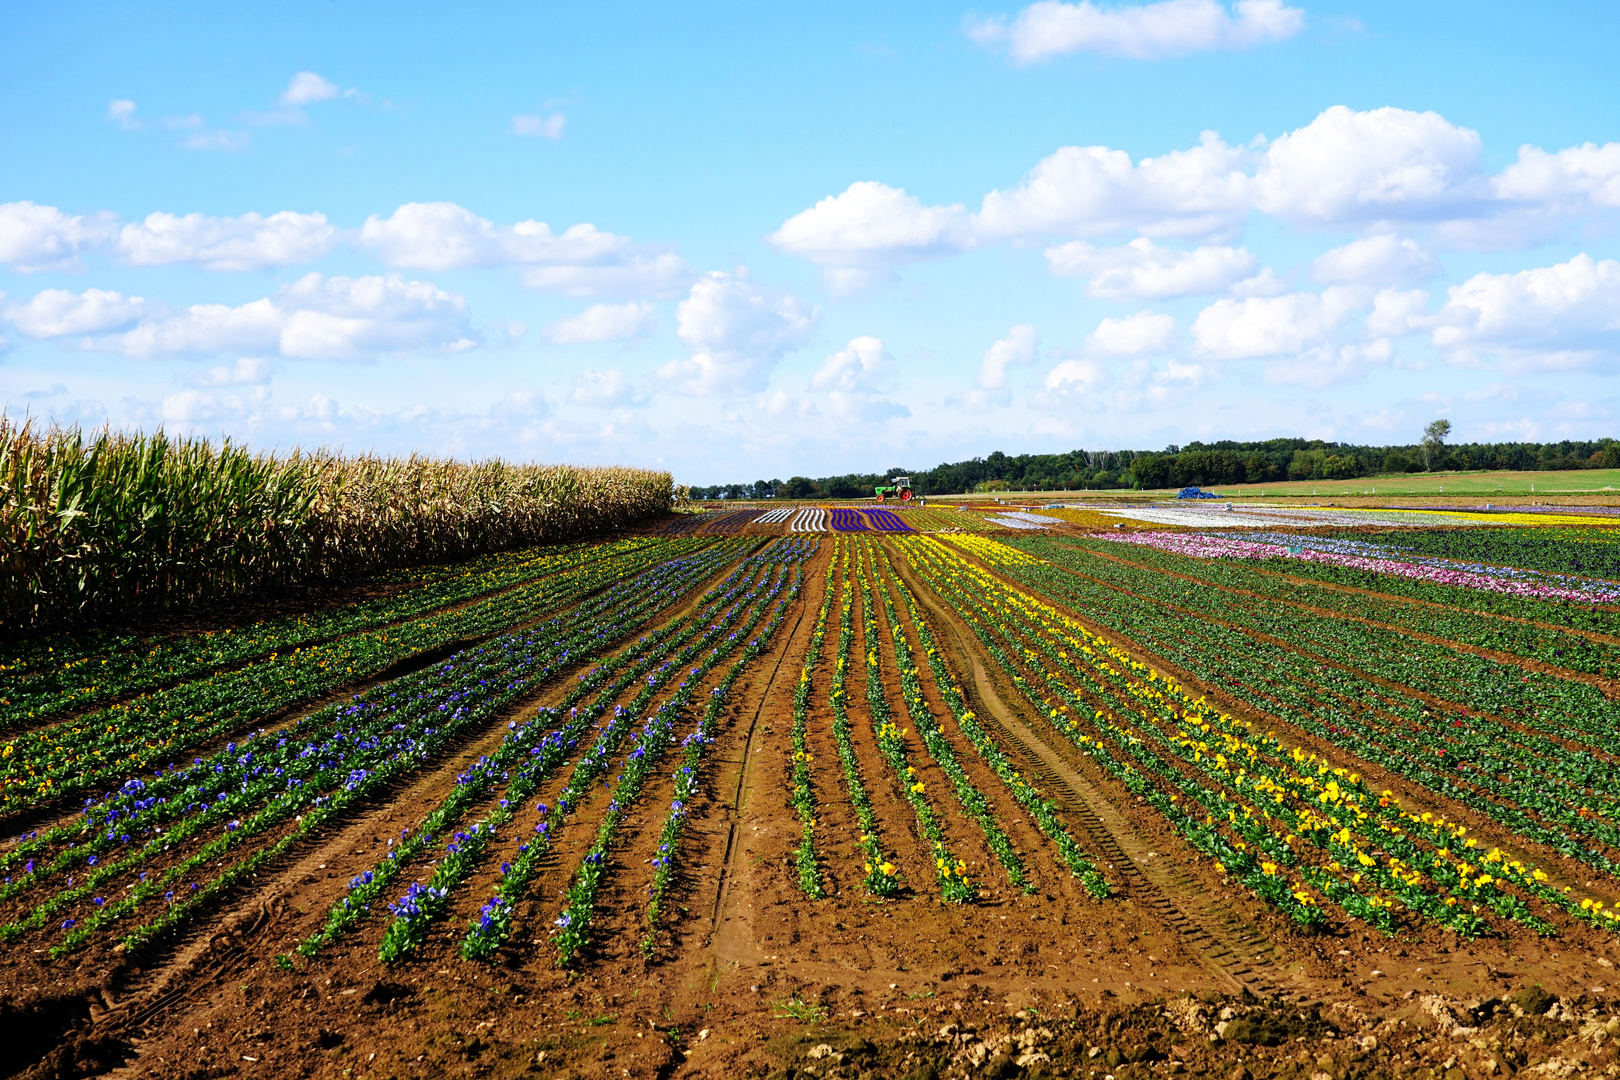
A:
908 533 1618 936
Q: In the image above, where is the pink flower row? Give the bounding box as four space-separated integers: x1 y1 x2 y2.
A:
1091 530 1619 604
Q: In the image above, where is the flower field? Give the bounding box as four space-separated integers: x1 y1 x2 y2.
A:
4 522 1619 1079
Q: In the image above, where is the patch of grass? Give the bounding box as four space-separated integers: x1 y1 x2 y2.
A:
772 993 829 1023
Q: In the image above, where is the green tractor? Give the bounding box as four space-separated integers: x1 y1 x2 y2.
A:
874 475 914 503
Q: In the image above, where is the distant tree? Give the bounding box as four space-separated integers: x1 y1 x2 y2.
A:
1422 419 1452 472
782 476 815 498
825 475 862 498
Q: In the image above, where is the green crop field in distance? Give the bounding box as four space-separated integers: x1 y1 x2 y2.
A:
1165 468 1620 498
922 468 1620 502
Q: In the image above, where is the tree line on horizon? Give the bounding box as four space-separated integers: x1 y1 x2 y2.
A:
688 436 1620 500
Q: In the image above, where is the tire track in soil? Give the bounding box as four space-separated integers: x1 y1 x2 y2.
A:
548 581 799 975
888 546 1297 1001
694 545 941 1003
51 547 757 1077
702 567 814 963
867 553 1221 992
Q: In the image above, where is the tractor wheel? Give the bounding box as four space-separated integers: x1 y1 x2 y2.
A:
900 490 913 501
876 494 885 502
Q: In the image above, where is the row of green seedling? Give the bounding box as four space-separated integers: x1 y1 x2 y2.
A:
0 539 716 815
0 539 635 732
376 561 779 962
463 547 805 961
864 541 1027 890
827 540 900 897
9 542 741 955
785 548 836 899
853 544 973 903
642 570 804 955
879 544 1110 897
554 562 804 965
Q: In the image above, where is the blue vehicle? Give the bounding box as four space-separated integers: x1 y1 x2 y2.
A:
1176 486 1219 500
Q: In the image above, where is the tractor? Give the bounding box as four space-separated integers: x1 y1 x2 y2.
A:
874 476 914 503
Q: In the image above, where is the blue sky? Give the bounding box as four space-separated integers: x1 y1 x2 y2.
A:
3 0 1619 483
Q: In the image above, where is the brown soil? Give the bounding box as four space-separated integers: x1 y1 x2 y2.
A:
1 538 1617 1080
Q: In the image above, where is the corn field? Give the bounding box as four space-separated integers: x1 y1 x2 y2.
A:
0 418 673 633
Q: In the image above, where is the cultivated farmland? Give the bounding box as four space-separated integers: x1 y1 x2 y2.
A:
4 513 1620 1079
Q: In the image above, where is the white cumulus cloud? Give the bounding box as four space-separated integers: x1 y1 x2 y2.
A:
359 202 625 270
1256 106 1485 228
1087 310 1177 355
810 337 908 420
1040 356 1110 399
280 71 343 106
6 288 147 338
812 336 893 392
97 273 474 361
359 202 690 298
1365 287 1434 338
1492 141 1620 211
115 211 338 271
0 202 119 272
1430 254 1620 368
970 0 1305 64
976 131 1254 241
771 105 1620 285
769 182 974 290
977 324 1040 390
1191 286 1361 359
657 271 817 395
544 301 656 344
1046 237 1257 298
1311 234 1439 285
